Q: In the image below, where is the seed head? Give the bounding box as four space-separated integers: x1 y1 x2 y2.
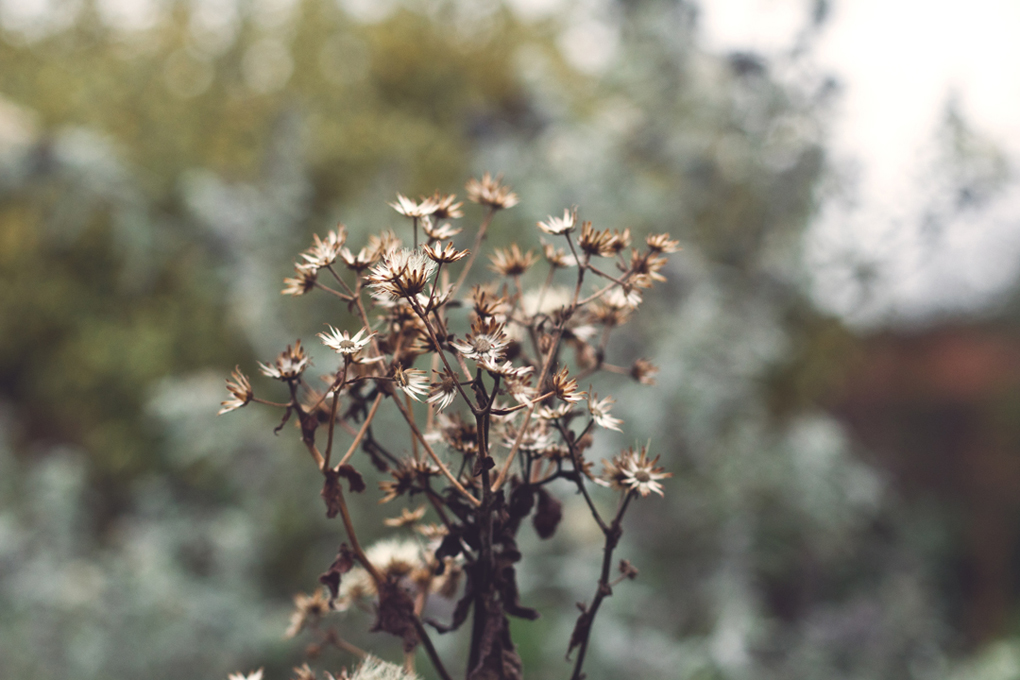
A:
319 326 374 356
465 172 519 210
258 341 310 380
489 243 538 277
283 263 318 296
389 193 439 218
219 367 253 414
537 208 576 235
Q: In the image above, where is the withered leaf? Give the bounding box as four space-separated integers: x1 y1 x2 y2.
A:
468 602 523 680
532 487 562 539
472 455 496 477
318 544 356 601
435 531 465 566
508 482 535 520
336 464 366 493
566 604 592 660
300 411 318 445
499 565 539 621
372 579 420 652
321 470 343 519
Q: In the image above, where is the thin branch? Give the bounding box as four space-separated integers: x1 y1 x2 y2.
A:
451 206 495 297
390 395 482 507
570 491 635 680
336 392 383 469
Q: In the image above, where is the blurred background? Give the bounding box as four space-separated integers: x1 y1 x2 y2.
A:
1 0 1020 678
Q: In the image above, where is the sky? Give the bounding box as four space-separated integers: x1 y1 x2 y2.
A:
700 0 1020 326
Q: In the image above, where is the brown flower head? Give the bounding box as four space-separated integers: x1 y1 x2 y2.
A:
489 243 538 277
427 371 459 412
258 341 310 381
597 445 671 497
429 192 464 219
541 240 579 268
471 285 510 321
384 505 428 528
550 366 586 403
282 263 318 296
646 232 681 253
465 172 519 210
285 588 332 638
421 216 462 241
631 250 669 283
537 208 576 235
578 221 619 258
301 226 347 270
379 459 439 503
393 366 429 402
219 367 253 414
389 193 439 218
587 389 623 432
368 248 438 299
630 358 659 385
339 246 375 271
319 326 374 356
229 670 264 680
436 412 479 456
365 230 402 261
451 319 510 365
423 241 469 264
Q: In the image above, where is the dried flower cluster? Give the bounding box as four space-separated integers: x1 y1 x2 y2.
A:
220 174 676 680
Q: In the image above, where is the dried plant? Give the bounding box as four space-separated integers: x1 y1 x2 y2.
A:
220 174 678 680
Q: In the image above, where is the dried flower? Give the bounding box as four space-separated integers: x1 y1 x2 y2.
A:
336 656 421 680
366 538 426 578
465 172 519 209
394 366 429 401
368 248 438 299
292 663 317 680
587 390 623 432
578 221 619 258
283 263 318 296
379 459 439 503
603 285 642 310
541 240 578 268
285 588 332 638
340 246 375 271
229 671 264 680
423 241 469 264
428 192 464 219
489 243 538 277
550 366 586 403
389 193 439 218
536 402 573 420
646 232 681 253
384 505 428 528
427 371 459 412
471 285 510 320
301 227 347 269
597 445 671 497
451 320 509 365
319 326 374 356
421 216 462 241
259 341 310 380
630 358 659 385
219 367 253 414
537 208 577 235
603 227 631 256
